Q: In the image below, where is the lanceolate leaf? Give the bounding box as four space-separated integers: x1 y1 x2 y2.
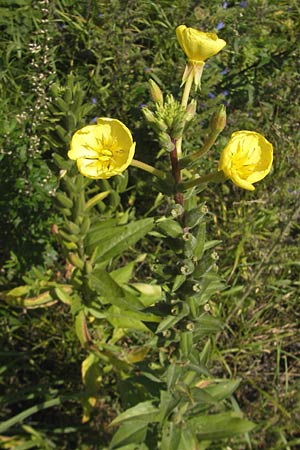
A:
88 218 154 263
105 305 159 332
109 420 148 449
188 412 256 440
110 401 159 427
89 269 144 310
203 379 241 401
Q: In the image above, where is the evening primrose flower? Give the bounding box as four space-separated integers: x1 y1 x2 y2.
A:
68 118 136 179
218 131 273 191
176 25 226 88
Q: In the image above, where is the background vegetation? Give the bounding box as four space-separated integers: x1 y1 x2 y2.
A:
0 0 299 448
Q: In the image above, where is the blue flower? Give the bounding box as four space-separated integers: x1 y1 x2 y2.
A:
221 68 228 75
222 1 228 8
215 22 225 31
91 97 97 104
208 92 216 99
239 1 248 7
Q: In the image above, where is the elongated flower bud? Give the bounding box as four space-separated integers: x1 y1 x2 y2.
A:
210 105 226 133
185 99 197 122
142 107 156 124
149 79 164 105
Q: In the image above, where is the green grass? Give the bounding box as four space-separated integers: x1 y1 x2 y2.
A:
1 0 300 448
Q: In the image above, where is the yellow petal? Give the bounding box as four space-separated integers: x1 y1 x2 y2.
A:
176 25 226 63
68 118 136 179
218 130 273 191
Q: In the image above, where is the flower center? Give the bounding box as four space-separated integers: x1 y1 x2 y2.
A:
93 136 125 172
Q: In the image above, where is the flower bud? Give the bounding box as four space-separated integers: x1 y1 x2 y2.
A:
158 132 175 152
180 260 195 275
210 104 226 133
185 99 197 122
170 203 185 218
149 79 163 105
142 107 156 124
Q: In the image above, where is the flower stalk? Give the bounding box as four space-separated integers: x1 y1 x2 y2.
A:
130 159 165 180
179 171 226 191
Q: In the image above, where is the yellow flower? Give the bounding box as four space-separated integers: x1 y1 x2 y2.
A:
68 118 136 179
176 25 226 63
218 131 273 191
176 25 226 88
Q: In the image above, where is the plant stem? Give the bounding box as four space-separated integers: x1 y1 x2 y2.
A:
181 70 194 109
130 159 165 180
179 131 219 169
170 140 184 207
179 171 225 191
176 71 194 158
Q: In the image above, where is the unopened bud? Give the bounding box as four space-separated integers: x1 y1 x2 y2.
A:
158 132 175 152
68 252 84 270
192 283 202 293
180 260 195 275
171 203 185 218
210 104 226 133
149 79 163 105
185 99 197 122
141 107 156 124
170 121 185 140
211 251 219 261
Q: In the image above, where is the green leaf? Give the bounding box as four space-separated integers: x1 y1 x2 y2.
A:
110 401 159 427
193 222 206 259
158 390 181 424
112 445 149 450
85 190 111 211
105 305 159 332
75 310 90 345
89 270 144 310
161 422 198 450
188 412 256 440
155 315 181 334
111 261 136 284
179 428 199 450
85 218 119 250
81 353 101 394
5 285 30 297
109 420 148 449
0 398 65 434
130 283 163 307
203 240 222 252
204 379 241 401
189 388 218 407
160 422 181 450
92 218 154 263
166 364 181 391
194 314 223 337
156 302 189 334
156 218 183 238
